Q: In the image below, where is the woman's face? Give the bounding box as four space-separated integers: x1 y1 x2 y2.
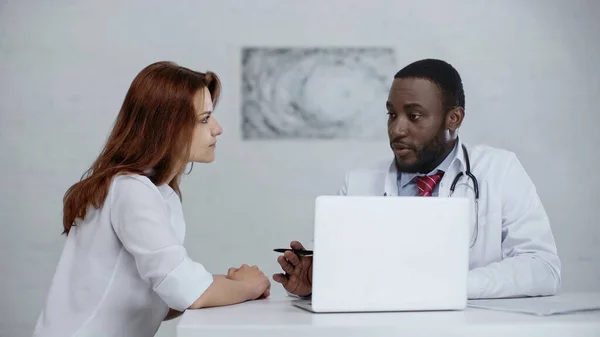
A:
189 87 223 163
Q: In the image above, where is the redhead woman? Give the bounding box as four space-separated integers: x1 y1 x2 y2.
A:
33 61 270 337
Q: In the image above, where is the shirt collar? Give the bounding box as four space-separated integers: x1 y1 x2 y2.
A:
397 137 465 188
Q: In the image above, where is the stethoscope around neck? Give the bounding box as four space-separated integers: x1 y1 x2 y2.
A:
449 144 480 248
385 144 481 248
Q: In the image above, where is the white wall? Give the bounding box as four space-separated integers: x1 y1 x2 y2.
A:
1 0 599 336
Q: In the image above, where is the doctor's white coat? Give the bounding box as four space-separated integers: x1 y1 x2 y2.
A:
338 140 561 299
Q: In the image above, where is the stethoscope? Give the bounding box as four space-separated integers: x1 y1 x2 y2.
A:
450 145 480 248
385 144 480 248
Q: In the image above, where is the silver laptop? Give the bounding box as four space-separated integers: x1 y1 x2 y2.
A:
292 195 471 313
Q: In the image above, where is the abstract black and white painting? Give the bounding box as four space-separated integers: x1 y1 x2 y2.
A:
241 47 396 140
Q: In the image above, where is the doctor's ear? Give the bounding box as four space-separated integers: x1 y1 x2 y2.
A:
445 107 464 132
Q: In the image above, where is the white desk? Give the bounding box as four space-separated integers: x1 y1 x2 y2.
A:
177 295 600 337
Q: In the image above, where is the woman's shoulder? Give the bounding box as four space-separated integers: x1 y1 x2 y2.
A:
112 173 155 187
109 173 180 212
109 173 164 202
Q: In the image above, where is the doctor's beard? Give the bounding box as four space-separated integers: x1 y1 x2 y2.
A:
393 129 448 174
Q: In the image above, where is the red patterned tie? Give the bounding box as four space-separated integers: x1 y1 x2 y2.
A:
415 171 444 197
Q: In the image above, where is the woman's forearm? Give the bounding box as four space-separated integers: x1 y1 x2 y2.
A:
188 275 252 309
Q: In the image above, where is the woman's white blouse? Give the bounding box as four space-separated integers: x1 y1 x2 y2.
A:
33 174 214 337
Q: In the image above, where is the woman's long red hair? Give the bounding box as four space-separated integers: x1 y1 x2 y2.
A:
62 61 221 235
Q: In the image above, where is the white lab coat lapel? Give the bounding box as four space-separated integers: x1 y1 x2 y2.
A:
439 139 469 198
440 140 479 249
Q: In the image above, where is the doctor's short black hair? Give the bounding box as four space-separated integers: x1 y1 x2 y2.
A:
394 59 465 113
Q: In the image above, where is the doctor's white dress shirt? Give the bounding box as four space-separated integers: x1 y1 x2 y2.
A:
33 174 214 337
339 138 561 299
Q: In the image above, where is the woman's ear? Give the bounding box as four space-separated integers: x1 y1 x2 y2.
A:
446 107 464 132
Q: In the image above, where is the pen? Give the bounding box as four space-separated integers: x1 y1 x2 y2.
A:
273 248 313 256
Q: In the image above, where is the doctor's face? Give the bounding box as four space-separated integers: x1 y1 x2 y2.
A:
386 78 455 173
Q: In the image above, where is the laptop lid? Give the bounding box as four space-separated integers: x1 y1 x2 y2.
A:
310 195 471 312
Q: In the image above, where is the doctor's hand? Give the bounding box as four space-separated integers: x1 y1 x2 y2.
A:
272 241 313 297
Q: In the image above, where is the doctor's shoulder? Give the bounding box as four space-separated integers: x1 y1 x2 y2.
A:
466 143 531 180
467 143 516 165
